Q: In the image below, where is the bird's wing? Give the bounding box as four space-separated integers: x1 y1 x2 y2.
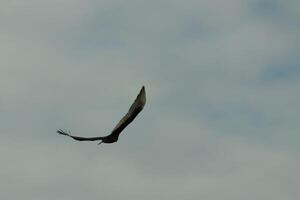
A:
57 86 146 142
57 129 103 141
109 86 146 137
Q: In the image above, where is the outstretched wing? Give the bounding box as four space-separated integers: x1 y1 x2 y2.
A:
57 86 146 142
109 86 146 137
57 129 103 141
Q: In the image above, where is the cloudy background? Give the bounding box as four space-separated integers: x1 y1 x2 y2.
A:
0 0 299 199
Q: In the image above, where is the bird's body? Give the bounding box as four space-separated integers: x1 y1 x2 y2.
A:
57 86 146 145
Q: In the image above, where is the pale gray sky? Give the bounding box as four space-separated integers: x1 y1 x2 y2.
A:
0 0 299 200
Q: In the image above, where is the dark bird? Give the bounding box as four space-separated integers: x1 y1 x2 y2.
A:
57 86 146 145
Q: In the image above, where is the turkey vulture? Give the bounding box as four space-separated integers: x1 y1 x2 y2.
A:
57 86 146 145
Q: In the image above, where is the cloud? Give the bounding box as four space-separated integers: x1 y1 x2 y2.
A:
1 119 299 200
0 0 299 199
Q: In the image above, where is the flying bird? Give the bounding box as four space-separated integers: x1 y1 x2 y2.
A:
57 86 146 145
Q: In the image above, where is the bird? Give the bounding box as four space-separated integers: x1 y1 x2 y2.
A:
57 86 146 145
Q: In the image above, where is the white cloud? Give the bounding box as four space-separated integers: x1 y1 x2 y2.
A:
0 0 299 199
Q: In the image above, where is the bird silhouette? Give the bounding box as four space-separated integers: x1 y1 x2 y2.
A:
57 86 146 145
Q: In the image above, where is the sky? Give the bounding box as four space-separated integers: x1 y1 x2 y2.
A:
0 0 299 199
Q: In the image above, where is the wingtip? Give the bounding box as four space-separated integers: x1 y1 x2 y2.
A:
141 86 146 94
139 85 146 104
57 129 68 136
140 85 146 97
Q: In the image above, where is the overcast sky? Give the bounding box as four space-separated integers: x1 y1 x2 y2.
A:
0 0 299 199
